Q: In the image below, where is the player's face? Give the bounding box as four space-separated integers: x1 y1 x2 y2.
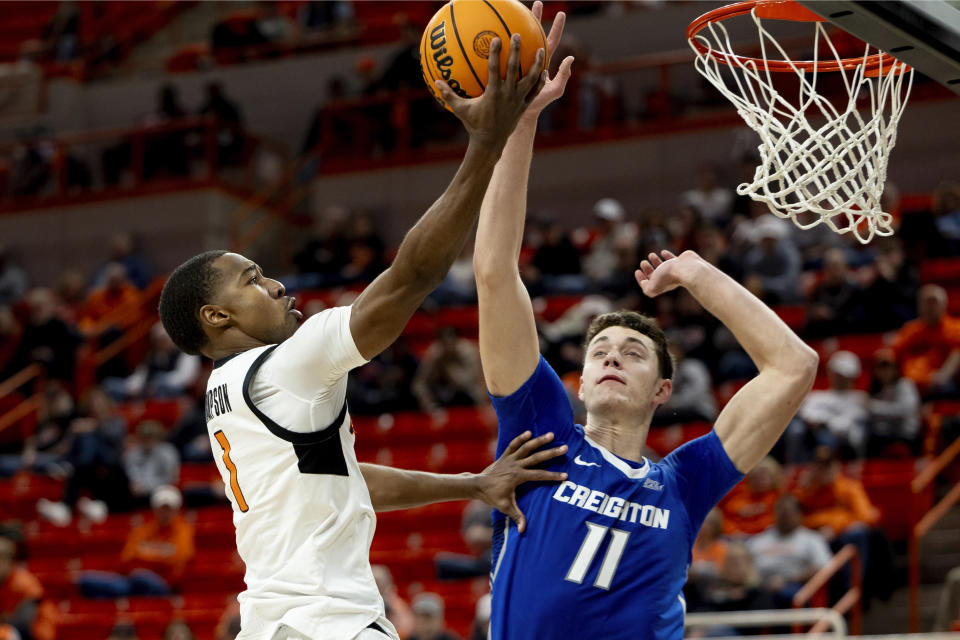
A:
208 253 303 345
579 326 670 420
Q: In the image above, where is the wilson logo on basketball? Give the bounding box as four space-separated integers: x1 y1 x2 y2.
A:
429 22 469 98
473 30 498 59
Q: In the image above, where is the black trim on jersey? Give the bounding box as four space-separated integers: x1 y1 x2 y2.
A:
242 344 350 476
367 621 389 635
212 352 242 369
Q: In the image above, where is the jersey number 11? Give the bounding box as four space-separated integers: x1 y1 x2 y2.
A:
565 522 631 590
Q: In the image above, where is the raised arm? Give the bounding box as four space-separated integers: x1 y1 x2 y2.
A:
349 36 545 360
636 250 819 473
474 4 573 395
359 431 567 532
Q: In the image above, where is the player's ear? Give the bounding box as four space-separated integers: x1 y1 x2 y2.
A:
653 378 672 406
577 375 585 402
199 304 231 330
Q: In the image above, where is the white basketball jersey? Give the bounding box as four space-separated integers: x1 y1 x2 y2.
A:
205 309 386 640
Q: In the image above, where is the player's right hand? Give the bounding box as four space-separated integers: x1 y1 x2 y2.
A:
476 430 567 533
435 34 545 151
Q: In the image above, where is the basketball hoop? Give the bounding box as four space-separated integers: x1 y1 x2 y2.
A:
687 0 914 244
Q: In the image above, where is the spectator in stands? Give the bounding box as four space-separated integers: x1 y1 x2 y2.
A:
528 216 585 295
893 284 960 397
861 238 919 332
339 212 386 283
690 509 728 586
582 198 638 295
429 243 477 307
9 136 53 197
92 233 152 291
199 83 245 167
255 2 299 45
142 84 190 180
124 421 180 509
347 337 419 415
9 381 74 480
214 600 241 640
933 180 960 252
372 565 414 639
688 541 774 633
3 288 79 382
653 340 716 425
364 21 436 149
681 165 733 227
0 307 21 375
0 529 56 640
53 268 88 325
804 248 866 338
935 567 960 631
691 224 741 282
291 205 350 284
786 351 868 461
78 486 194 598
412 328 487 416
793 447 878 578
36 385 129 525
408 593 459 640
79 263 142 335
298 1 354 33
42 1 80 61
107 622 138 640
0 245 28 307
163 619 195 640
747 495 832 607
721 456 784 536
469 593 491 640
103 322 201 401
436 501 493 580
741 215 802 305
168 384 214 463
301 76 357 156
867 348 921 457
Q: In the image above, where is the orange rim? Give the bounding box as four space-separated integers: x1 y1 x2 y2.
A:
687 0 910 76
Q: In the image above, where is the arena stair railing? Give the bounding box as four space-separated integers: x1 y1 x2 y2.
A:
793 544 862 636
910 437 960 632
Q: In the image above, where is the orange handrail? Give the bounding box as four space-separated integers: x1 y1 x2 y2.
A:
0 363 45 438
910 481 960 632
0 363 43 400
0 394 43 435
793 544 861 635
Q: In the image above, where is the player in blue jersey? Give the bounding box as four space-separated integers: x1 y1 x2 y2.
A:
460 4 819 638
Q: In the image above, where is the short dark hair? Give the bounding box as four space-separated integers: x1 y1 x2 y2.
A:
158 250 227 355
583 310 674 380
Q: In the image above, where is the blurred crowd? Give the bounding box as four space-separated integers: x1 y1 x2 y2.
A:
1 163 958 637
2 82 245 200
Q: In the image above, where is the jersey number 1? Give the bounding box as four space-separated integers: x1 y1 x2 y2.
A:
215 430 249 512
565 522 631 590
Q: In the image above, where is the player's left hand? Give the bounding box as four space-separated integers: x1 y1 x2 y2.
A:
476 430 567 533
635 249 704 298
522 1 574 121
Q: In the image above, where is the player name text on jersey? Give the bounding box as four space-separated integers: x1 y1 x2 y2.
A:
205 383 233 421
552 480 670 529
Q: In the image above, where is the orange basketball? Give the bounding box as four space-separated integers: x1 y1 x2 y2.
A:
420 0 547 109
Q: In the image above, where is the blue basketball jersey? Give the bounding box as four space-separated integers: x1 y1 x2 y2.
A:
489 357 744 640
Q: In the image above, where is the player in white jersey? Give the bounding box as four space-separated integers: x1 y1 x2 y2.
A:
158 37 566 640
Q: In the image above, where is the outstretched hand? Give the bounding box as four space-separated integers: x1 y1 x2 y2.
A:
523 1 574 120
435 33 545 151
475 430 567 533
635 250 703 298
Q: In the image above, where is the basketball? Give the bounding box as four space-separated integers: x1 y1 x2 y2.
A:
420 0 547 109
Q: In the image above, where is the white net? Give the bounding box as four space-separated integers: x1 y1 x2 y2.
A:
689 6 914 244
